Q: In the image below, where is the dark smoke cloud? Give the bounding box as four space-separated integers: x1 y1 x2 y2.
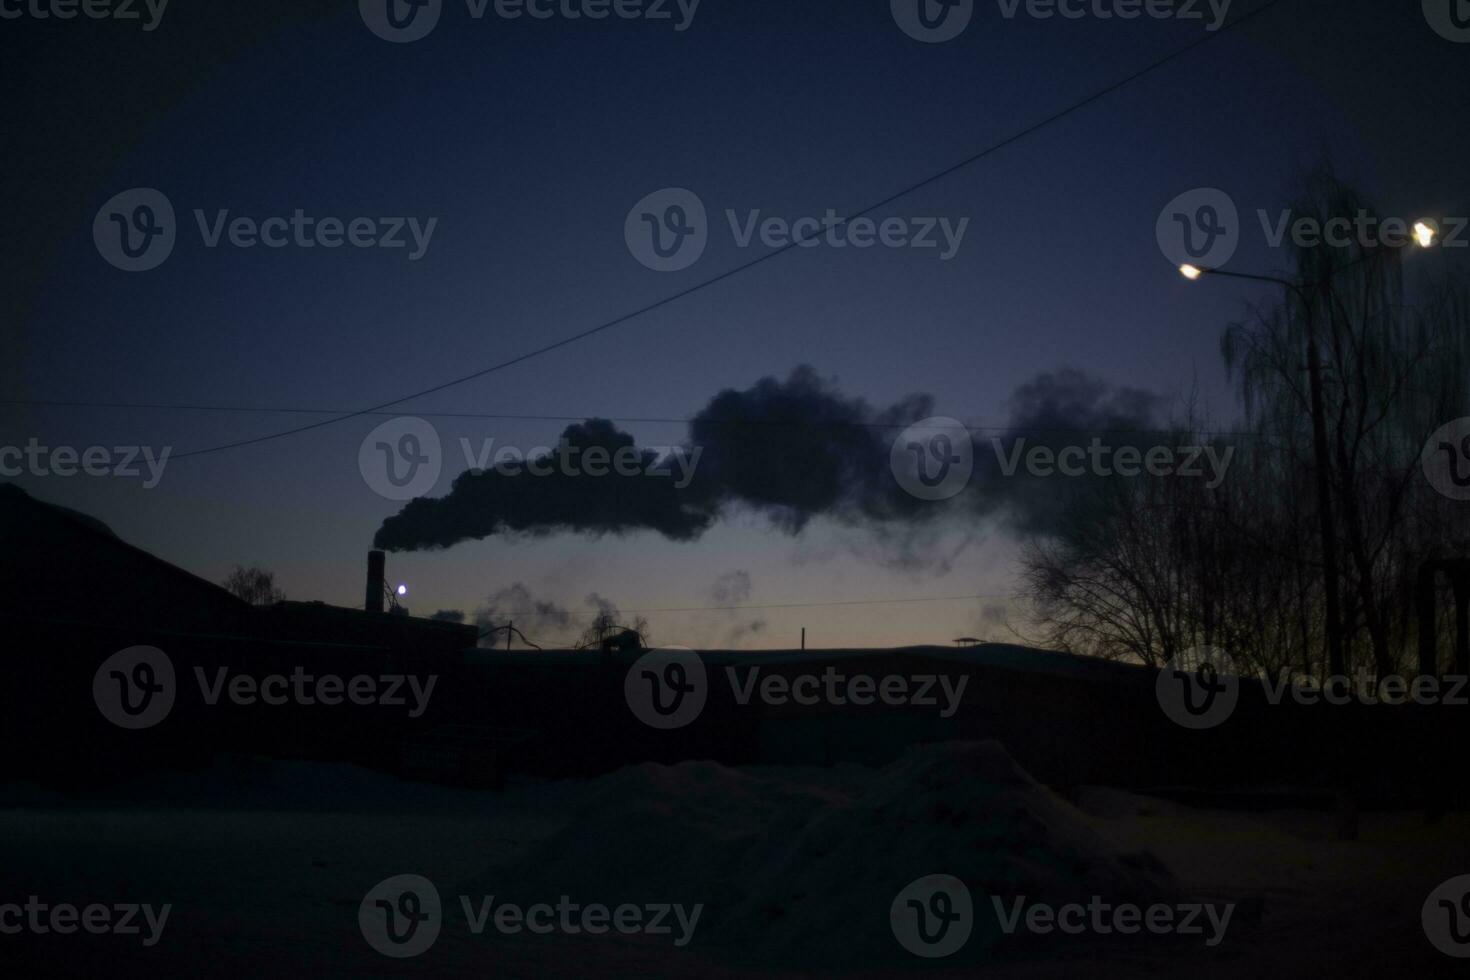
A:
374 366 1166 553
972 369 1166 535
375 418 712 551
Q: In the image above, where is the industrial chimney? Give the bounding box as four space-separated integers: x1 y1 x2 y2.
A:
366 550 386 613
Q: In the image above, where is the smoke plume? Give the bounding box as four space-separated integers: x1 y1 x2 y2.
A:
374 366 1166 554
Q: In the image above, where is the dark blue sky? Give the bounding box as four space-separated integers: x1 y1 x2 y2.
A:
7 0 1469 646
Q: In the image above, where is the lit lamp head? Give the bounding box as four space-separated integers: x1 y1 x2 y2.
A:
1179 264 1204 281
396 584 408 597
1413 221 1438 249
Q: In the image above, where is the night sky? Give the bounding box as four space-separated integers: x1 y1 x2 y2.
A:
3 0 1468 647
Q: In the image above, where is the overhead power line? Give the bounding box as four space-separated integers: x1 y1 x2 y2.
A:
0 397 1270 439
62 0 1289 464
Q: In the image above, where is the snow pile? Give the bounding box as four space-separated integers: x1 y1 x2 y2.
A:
461 741 1176 966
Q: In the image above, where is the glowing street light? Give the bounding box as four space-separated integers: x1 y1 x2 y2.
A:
1414 221 1438 248
396 584 408 597
1179 264 1203 280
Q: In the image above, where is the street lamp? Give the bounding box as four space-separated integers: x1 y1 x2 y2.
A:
1184 265 1344 676
1178 222 1436 677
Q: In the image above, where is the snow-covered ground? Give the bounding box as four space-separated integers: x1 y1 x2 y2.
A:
0 748 1465 977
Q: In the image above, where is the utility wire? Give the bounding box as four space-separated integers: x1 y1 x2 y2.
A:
0 397 1271 439
89 0 1286 464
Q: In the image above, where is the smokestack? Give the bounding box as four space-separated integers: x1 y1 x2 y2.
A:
366 550 385 612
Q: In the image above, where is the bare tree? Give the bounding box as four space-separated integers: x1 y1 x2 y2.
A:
1022 168 1470 680
221 565 285 606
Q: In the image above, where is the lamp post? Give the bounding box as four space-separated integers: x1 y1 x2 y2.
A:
1178 220 1436 677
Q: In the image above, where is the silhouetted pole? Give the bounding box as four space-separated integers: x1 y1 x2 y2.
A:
1299 282 1347 678
366 550 386 613
1187 270 1344 676
801 628 806 651
507 620 513 652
